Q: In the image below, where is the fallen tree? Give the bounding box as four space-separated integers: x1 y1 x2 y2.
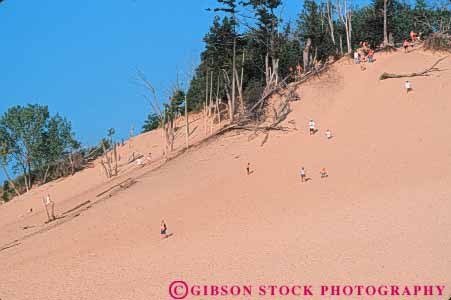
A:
379 56 448 80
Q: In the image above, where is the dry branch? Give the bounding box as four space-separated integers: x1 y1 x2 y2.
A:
96 178 136 197
379 56 448 80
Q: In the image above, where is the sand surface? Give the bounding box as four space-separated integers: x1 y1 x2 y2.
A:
0 49 450 300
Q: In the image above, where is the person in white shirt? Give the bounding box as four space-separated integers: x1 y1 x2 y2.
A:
136 158 143 167
354 51 360 64
325 129 332 139
309 120 316 135
300 167 306 183
44 194 56 221
404 81 412 93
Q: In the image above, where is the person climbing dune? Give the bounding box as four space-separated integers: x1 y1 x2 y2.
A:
300 167 306 183
325 129 332 139
309 120 316 135
160 220 168 239
405 80 413 94
44 194 56 222
403 40 410 53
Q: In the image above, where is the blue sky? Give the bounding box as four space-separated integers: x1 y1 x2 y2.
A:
0 1 310 181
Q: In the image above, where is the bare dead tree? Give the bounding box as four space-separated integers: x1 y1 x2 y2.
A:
136 70 172 156
184 95 189 148
204 70 209 136
237 51 245 115
231 39 237 121
214 73 221 125
303 38 312 72
222 69 233 121
326 0 336 46
113 143 118 176
383 0 389 46
209 70 214 118
337 0 352 53
100 141 113 179
379 56 448 80
339 34 344 55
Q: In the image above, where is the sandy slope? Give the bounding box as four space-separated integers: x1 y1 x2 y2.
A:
0 49 450 300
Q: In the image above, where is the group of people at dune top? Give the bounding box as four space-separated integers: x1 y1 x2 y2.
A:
404 31 419 53
354 41 376 71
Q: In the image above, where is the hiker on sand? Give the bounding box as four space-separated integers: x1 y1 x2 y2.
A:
403 40 410 53
137 158 144 167
309 120 316 135
367 49 375 63
44 194 56 221
354 51 360 64
325 129 332 139
360 53 367 71
320 167 328 178
300 167 306 183
404 80 412 94
160 220 168 239
246 163 251 175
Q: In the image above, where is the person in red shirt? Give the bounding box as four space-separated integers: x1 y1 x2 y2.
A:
410 31 417 42
368 49 375 63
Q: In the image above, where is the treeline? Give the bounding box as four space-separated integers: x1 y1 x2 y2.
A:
184 0 450 113
0 104 114 202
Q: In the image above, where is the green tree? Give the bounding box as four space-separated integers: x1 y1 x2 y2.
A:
187 16 239 110
0 105 49 191
2 181 10 202
0 104 79 190
278 22 302 79
34 114 79 183
298 0 334 60
171 90 186 116
142 113 160 133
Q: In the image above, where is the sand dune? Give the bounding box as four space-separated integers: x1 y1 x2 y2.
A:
0 49 450 300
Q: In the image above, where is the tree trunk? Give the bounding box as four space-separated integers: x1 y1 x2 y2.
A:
69 152 75 175
337 0 352 54
113 143 118 176
209 71 214 118
303 38 312 72
383 0 389 46
1 163 21 197
185 95 189 148
223 70 233 122
231 38 237 121
43 164 51 184
345 22 352 53
339 34 344 55
101 142 113 178
239 51 245 114
326 1 336 46
205 70 209 135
